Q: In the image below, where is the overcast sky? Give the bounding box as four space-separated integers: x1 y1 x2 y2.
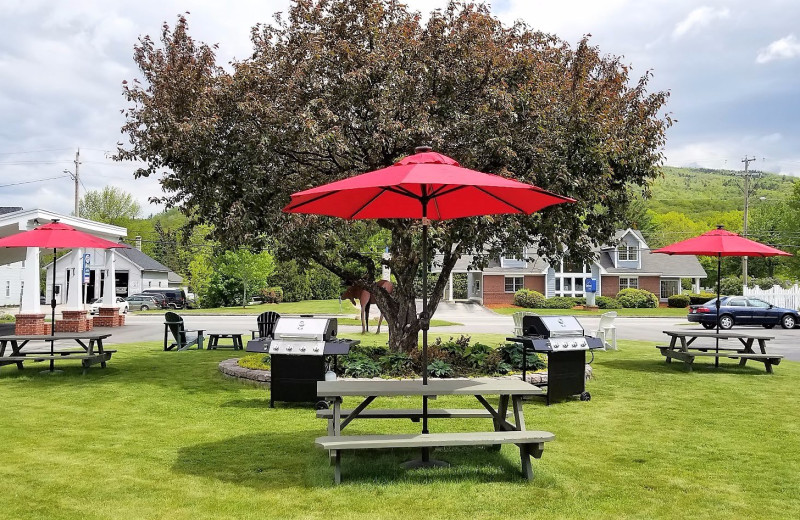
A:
1 0 799 217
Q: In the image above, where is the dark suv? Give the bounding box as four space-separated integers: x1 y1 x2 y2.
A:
142 289 187 309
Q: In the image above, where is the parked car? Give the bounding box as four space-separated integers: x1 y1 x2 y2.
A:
129 292 168 309
89 296 130 315
40 295 46 305
125 294 160 311
688 296 800 330
142 289 187 309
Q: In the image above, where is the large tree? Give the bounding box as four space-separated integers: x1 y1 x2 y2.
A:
117 1 671 352
78 186 141 225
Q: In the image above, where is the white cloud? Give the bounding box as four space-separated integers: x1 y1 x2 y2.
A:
756 34 800 64
672 6 730 39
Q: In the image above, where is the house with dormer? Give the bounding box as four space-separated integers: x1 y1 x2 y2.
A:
433 229 707 305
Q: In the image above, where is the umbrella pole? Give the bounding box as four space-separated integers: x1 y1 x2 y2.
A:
50 247 57 372
715 253 720 368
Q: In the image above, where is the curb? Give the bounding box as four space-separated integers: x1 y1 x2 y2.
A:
218 358 271 386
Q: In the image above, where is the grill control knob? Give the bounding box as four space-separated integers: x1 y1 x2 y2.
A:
272 346 279 351
300 347 306 352
286 346 293 351
572 341 578 348
313 347 320 352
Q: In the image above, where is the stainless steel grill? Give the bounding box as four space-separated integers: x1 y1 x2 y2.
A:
246 316 358 407
507 314 602 404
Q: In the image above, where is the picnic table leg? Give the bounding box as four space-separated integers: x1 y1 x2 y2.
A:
330 397 342 466
738 338 754 367
756 339 775 374
333 450 342 484
519 444 534 480
512 395 526 431
11 340 24 370
666 335 678 363
97 339 107 368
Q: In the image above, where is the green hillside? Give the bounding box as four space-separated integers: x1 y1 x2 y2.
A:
648 166 795 220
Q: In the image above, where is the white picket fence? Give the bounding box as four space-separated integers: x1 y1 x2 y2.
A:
744 285 800 310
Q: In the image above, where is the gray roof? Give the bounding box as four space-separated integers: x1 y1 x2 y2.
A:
117 248 171 272
597 249 706 277
168 271 184 283
0 207 23 215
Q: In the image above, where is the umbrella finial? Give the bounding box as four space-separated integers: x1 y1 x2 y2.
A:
414 145 433 154
716 225 725 230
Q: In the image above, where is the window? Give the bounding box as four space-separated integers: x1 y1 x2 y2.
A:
619 277 638 290
748 298 771 308
618 244 639 261
660 279 680 299
5 281 9 297
504 276 524 293
728 298 747 307
554 259 588 297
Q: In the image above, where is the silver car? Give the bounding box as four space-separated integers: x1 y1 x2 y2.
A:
124 294 159 311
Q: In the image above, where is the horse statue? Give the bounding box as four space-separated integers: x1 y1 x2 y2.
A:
341 280 394 334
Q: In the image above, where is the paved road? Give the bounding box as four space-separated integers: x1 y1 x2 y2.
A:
108 301 800 362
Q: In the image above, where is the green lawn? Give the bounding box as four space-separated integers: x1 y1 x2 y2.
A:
1 339 798 519
490 306 690 317
139 299 357 315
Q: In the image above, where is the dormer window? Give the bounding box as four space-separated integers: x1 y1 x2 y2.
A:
618 244 638 262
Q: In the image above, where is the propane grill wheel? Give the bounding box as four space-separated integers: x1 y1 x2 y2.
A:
315 400 330 410
579 391 591 401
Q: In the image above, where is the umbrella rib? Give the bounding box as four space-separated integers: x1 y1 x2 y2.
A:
348 188 387 219
383 185 422 200
473 186 527 214
430 185 467 198
285 191 339 212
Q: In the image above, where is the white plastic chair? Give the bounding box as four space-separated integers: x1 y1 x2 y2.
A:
592 311 617 350
512 311 538 336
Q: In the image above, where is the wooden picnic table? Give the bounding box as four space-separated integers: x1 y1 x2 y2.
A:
0 331 115 374
315 378 552 483
659 329 782 373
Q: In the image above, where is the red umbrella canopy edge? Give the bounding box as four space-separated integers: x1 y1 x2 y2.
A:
0 222 129 250
651 227 791 258
283 151 575 220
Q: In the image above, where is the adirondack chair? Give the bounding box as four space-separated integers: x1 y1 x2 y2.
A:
163 311 205 351
251 311 280 339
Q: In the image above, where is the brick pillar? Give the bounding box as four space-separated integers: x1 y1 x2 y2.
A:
94 307 121 327
15 314 47 336
55 310 90 333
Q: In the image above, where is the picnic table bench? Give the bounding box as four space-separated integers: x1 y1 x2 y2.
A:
315 378 551 483
659 330 783 373
0 332 114 374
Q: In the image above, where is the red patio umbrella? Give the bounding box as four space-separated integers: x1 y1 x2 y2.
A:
0 220 129 372
653 225 790 366
285 146 574 463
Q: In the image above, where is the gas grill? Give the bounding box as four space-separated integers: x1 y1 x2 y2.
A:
246 316 358 407
507 315 603 404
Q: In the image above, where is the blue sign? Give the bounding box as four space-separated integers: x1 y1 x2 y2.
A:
83 253 91 283
584 278 597 293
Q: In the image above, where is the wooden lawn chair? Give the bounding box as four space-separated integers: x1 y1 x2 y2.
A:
251 311 280 339
163 311 205 351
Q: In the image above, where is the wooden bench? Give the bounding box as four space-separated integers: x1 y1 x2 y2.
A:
656 346 783 373
316 408 511 421
0 352 113 374
206 333 244 350
316 430 555 484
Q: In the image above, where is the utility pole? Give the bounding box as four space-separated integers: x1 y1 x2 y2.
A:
66 148 81 217
740 156 757 287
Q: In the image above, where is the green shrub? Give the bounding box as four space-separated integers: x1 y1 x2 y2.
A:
718 277 742 296
571 297 586 306
688 292 717 305
513 289 545 308
427 360 454 378
380 351 415 377
463 342 493 368
667 294 691 308
543 296 576 309
237 354 270 370
260 286 283 303
596 296 621 309
498 342 546 371
340 353 381 378
616 288 658 308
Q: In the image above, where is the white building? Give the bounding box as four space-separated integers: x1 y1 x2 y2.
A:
44 246 183 303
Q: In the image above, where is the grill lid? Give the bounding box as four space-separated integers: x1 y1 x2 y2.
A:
522 315 584 337
273 316 337 342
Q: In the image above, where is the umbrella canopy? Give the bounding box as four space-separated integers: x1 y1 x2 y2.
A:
284 147 574 464
653 226 790 367
651 227 791 258
0 221 128 372
284 151 574 219
0 222 126 250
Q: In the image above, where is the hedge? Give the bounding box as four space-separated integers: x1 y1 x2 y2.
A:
596 296 621 309
513 289 545 308
616 288 658 308
688 292 716 305
667 294 691 308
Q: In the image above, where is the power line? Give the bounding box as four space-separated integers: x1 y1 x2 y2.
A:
0 174 70 188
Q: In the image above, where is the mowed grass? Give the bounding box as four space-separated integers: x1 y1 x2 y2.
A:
1 340 799 519
489 305 690 317
138 299 358 315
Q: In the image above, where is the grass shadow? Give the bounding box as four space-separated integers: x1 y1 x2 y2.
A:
601 357 775 376
173 432 533 489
